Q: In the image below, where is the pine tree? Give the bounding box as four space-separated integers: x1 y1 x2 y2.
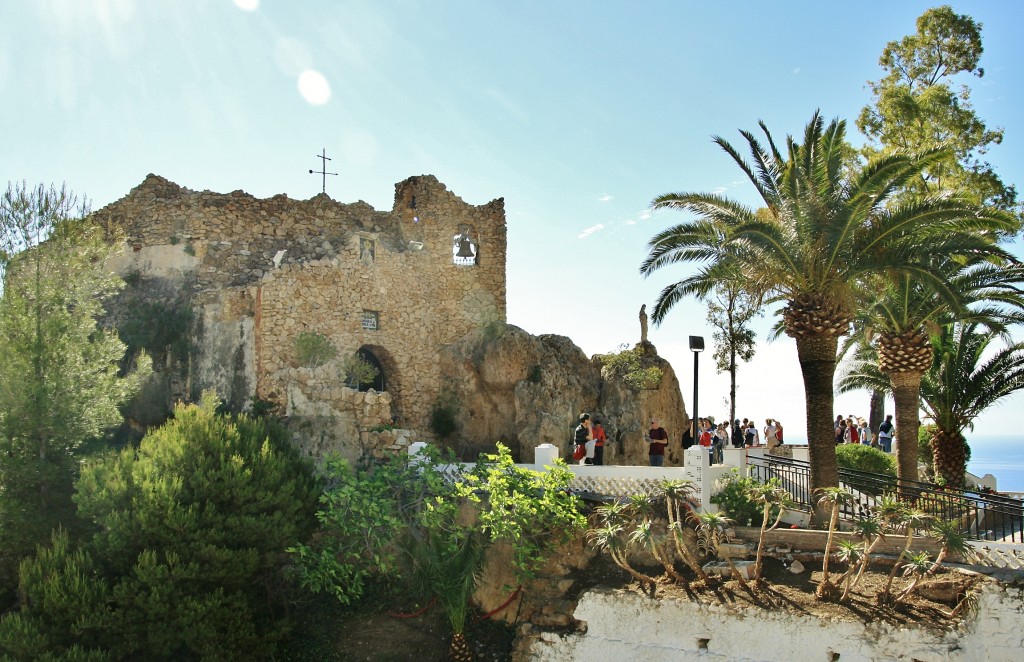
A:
0 182 144 599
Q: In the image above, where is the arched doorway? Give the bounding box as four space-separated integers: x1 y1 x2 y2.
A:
354 346 386 393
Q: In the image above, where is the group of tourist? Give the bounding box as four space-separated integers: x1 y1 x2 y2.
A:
574 409 897 467
651 415 785 467
835 414 894 453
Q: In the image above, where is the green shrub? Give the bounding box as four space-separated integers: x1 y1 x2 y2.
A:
292 443 584 645
342 352 379 388
295 331 337 368
430 397 458 439
117 300 192 359
0 394 319 660
527 365 542 384
835 443 896 476
597 344 663 390
710 470 778 526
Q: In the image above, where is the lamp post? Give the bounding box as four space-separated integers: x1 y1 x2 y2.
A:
689 336 705 441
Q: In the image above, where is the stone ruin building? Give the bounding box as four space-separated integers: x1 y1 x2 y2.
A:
96 173 688 464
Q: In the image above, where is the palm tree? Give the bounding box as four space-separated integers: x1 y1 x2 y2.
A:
924 519 972 577
410 529 485 662
860 262 1023 484
834 539 863 601
814 487 856 599
630 519 687 586
589 522 659 596
881 506 931 603
641 111 1012 514
690 510 734 559
921 321 1024 487
848 516 885 591
659 480 712 584
894 551 933 604
590 503 660 596
746 480 790 585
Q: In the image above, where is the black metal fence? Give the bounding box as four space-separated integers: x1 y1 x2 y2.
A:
749 454 1024 543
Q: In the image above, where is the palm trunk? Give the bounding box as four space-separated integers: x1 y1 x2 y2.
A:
611 548 658 594
667 499 710 583
931 429 968 488
868 390 884 442
850 535 883 590
794 334 840 524
649 538 688 587
890 371 923 486
883 527 914 600
754 502 784 584
817 503 839 595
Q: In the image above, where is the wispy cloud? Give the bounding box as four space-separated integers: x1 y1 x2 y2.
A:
793 67 801 74
713 186 727 194
598 194 614 203
484 88 528 121
577 223 605 239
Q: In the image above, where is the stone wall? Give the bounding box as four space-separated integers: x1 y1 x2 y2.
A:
93 174 506 441
519 584 1024 661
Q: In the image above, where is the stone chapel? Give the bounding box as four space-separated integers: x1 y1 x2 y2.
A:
94 173 507 456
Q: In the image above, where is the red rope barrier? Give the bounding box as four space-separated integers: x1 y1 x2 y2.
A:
387 595 437 619
476 586 522 621
387 586 522 622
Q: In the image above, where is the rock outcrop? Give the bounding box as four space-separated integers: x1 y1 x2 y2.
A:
437 324 688 465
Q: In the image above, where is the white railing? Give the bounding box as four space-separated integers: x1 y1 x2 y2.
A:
408 442 777 510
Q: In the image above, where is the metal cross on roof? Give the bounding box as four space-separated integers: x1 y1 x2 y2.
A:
308 148 338 194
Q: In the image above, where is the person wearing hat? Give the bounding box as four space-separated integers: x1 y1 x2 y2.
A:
647 418 668 466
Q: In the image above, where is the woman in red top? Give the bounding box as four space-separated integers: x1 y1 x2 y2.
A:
592 419 607 466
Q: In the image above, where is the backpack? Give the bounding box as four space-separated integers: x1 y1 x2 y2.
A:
573 443 586 461
745 429 755 444
776 425 783 443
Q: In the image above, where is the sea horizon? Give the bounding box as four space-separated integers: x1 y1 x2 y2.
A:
778 433 1023 493
965 434 1024 493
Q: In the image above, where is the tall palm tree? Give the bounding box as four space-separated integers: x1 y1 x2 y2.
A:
862 261 1022 484
641 111 1012 509
841 263 1024 488
921 321 1024 487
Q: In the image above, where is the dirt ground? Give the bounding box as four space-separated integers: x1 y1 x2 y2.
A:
571 553 982 632
327 553 983 661
333 606 515 662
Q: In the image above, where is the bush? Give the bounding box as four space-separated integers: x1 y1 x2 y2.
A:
835 443 896 476
0 394 319 660
291 444 584 647
342 352 379 388
295 331 337 368
710 470 778 526
430 397 458 439
597 344 663 390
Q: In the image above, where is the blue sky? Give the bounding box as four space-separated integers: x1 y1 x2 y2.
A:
4 1 1024 448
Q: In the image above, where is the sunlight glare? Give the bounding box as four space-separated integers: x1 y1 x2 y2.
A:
233 0 259 11
297 70 331 105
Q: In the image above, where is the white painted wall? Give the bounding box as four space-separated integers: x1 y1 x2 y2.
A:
524 585 1024 662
